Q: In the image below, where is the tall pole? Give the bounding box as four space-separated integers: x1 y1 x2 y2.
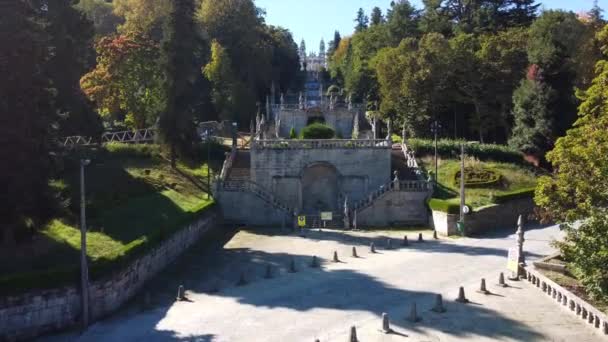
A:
431 121 440 184
80 159 90 329
207 131 211 200
459 144 465 225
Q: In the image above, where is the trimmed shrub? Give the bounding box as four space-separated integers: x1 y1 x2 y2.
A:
289 127 297 139
428 198 462 214
494 187 536 203
407 139 524 164
453 167 502 188
300 123 335 139
104 142 161 159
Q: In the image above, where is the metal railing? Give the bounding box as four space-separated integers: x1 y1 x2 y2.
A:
101 128 156 144
220 180 292 213
252 139 391 150
62 136 93 147
352 179 432 212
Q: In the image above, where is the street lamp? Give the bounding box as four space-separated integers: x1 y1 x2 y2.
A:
79 159 91 329
458 142 478 236
430 121 441 184
202 129 211 200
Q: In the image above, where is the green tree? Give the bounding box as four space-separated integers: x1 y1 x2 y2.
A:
328 30 342 58
505 0 539 27
264 26 302 94
386 0 420 44
76 0 123 36
160 0 200 167
47 0 101 137
0 0 55 246
203 41 237 121
508 76 554 158
536 26 608 299
419 0 453 36
354 8 369 32
370 7 384 26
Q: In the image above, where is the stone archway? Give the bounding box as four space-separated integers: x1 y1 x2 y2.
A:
301 162 339 214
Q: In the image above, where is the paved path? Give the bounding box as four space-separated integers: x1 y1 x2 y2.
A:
43 225 605 341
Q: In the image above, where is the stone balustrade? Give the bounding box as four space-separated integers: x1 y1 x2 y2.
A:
252 139 391 150
524 267 608 337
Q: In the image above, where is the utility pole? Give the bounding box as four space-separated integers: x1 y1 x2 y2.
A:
80 159 91 329
431 121 441 184
206 130 211 200
459 144 466 233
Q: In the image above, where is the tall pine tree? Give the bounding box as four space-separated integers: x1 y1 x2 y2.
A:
0 0 56 246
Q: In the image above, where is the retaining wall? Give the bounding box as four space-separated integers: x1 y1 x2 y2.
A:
358 191 430 227
0 211 219 341
432 197 535 236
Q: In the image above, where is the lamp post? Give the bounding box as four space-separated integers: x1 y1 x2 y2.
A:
459 143 465 226
79 159 91 329
430 121 441 184
203 129 211 200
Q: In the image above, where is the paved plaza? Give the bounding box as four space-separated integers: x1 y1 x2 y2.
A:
45 224 605 341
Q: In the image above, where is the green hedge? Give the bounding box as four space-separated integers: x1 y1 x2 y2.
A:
428 198 462 214
407 139 524 164
493 187 536 203
300 123 335 139
452 167 503 188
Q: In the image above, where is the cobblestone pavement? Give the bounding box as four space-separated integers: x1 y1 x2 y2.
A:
43 224 606 341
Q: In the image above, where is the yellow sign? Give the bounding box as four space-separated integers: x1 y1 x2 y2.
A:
298 215 306 227
507 247 519 272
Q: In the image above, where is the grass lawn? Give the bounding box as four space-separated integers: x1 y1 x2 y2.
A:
419 156 538 209
0 143 222 294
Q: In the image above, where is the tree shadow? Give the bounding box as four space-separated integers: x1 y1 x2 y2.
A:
114 230 548 341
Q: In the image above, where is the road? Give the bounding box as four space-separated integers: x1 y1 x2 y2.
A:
42 224 605 341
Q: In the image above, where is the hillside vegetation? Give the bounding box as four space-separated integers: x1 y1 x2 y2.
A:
0 143 221 293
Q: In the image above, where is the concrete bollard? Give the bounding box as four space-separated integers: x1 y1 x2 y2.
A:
370 242 376 253
604 321 608 335
333 251 339 263
381 312 391 333
478 278 490 295
431 294 446 313
177 285 185 301
289 258 297 273
594 316 600 328
402 235 409 246
498 272 507 287
236 272 247 286
310 255 319 268
562 295 568 306
408 302 421 322
264 264 272 279
386 238 392 250
418 233 424 242
557 292 562 302
576 303 582 315
569 299 575 311
433 230 438 239
456 286 469 303
348 326 358 342
352 246 358 258
588 313 594 324
582 307 588 320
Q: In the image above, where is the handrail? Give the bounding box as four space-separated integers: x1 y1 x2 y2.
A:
252 139 391 150
402 142 425 180
220 179 292 213
219 149 237 182
101 128 156 144
352 178 432 212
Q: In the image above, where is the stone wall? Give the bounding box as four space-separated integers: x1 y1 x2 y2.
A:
0 211 219 341
357 191 430 227
277 108 357 138
250 147 391 211
432 197 535 236
218 191 289 226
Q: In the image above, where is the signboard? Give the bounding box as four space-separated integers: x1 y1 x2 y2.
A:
507 247 520 272
298 215 306 227
321 212 333 221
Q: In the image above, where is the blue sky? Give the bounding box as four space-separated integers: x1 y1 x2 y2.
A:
255 0 607 53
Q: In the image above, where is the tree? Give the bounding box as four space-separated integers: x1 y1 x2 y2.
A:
203 41 237 121
160 0 200 167
328 30 342 58
0 0 55 246
81 34 165 129
46 0 101 137
264 26 302 94
508 74 554 159
535 26 608 300
386 0 420 44
370 7 384 26
113 0 172 36
354 8 369 32
419 0 453 36
76 0 123 36
504 0 539 27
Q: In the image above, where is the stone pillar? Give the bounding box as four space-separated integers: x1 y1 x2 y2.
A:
393 171 400 190
343 196 350 229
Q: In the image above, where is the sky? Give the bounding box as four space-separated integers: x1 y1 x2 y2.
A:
254 0 607 53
